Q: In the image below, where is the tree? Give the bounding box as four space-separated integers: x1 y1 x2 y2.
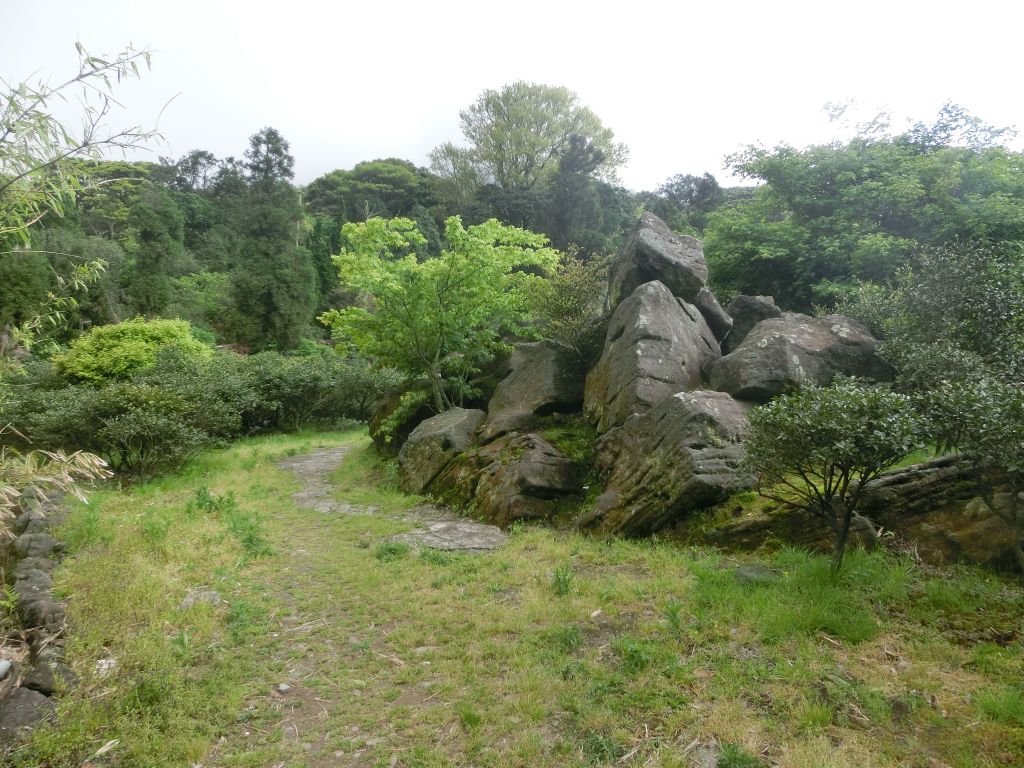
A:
0 41 154 527
703 104 1024 310
744 379 925 571
321 216 558 412
532 250 608 365
452 82 627 190
656 172 724 232
230 128 317 349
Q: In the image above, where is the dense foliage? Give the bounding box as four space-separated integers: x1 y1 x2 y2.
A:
4 349 402 479
703 105 1024 310
321 216 557 411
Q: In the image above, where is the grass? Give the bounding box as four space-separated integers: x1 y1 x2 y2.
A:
9 428 1024 767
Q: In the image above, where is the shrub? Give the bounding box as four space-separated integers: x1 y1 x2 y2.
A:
10 381 208 479
532 250 609 367
923 375 1024 571
745 379 926 571
56 317 210 384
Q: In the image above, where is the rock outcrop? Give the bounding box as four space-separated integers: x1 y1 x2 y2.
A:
398 408 485 494
580 391 754 535
473 434 581 526
722 294 782 354
480 341 585 443
607 213 708 310
584 281 720 433
693 287 733 343
707 313 890 402
699 456 1021 569
431 433 581 526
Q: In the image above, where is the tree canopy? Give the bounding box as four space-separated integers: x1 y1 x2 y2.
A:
321 216 558 411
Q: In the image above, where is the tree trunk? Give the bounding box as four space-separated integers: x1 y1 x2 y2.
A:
831 500 853 574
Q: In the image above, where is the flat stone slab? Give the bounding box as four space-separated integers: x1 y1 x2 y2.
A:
391 519 507 553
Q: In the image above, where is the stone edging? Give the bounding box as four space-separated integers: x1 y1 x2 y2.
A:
0 488 77 748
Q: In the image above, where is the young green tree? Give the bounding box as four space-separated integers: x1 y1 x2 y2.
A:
321 216 558 411
744 379 925 571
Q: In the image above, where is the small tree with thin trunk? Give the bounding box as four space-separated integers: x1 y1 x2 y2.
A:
744 379 925 571
924 376 1024 572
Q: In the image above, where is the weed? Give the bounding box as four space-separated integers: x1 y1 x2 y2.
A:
977 686 1024 725
138 508 172 545
663 599 685 638
719 742 763 767
552 564 574 596
374 541 410 562
794 696 833 731
222 505 272 558
61 504 111 550
580 731 625 763
457 701 482 730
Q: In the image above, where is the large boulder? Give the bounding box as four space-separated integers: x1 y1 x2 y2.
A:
480 341 585 443
693 287 732 343
473 434 581 526
398 408 485 494
707 313 891 402
580 391 754 536
430 433 581 526
722 294 782 354
607 213 708 310
584 281 720 433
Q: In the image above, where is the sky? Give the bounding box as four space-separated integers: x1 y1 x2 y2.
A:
3 0 1023 191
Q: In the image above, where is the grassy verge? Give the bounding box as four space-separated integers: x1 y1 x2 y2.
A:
10 430 1024 767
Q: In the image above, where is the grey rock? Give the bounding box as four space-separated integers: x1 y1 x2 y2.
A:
13 533 59 559
473 434 581 527
398 408 485 494
581 391 754 536
0 687 55 745
584 281 720 433
0 661 11 681
22 662 76 696
12 557 55 581
391 519 507 552
180 590 222 610
722 294 783 354
693 287 733 342
733 564 782 584
607 212 708 310
481 340 585 443
708 313 891 402
277 683 292 694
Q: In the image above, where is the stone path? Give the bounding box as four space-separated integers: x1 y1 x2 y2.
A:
276 446 506 552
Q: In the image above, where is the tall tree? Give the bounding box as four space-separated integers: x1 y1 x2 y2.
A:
451 82 627 191
230 128 316 349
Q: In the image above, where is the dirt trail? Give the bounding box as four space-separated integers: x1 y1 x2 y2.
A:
277 446 507 552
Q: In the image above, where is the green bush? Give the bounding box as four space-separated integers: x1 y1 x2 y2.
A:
9 381 208 478
5 346 403 480
745 379 926 571
56 317 210 384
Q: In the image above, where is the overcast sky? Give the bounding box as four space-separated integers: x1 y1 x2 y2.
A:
4 0 1023 190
